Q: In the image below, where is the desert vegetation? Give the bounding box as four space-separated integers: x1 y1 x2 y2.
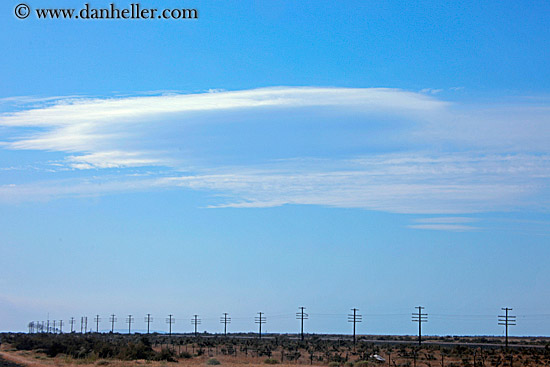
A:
1 333 550 367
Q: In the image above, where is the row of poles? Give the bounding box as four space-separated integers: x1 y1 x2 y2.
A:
27 306 517 348
29 314 204 337
410 307 516 348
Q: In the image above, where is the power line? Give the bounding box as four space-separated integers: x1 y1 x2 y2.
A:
166 314 175 336
109 314 117 333
191 315 201 337
255 312 266 339
412 306 428 345
145 314 153 334
94 315 101 333
348 308 362 345
296 307 309 341
80 316 87 334
220 313 231 336
126 315 134 334
498 307 516 349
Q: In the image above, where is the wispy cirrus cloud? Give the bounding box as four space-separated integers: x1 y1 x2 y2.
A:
408 216 479 231
0 87 445 128
407 224 477 231
0 86 447 169
66 151 164 170
0 86 549 228
1 153 548 215
413 217 477 224
161 153 550 214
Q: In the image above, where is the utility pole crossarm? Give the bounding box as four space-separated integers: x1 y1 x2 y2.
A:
126 315 134 334
191 315 201 337
412 306 428 345
166 314 175 336
296 307 309 341
498 307 516 349
347 308 363 345
220 313 231 336
255 312 267 339
145 314 153 334
109 314 117 333
94 315 101 333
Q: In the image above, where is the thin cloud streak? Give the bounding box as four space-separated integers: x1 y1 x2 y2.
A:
1 154 548 215
414 217 477 224
164 154 546 214
407 224 478 231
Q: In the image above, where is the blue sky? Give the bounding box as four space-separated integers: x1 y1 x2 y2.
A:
1 0 549 336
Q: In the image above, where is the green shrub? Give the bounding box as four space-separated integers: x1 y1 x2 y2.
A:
355 361 369 367
329 362 340 367
179 351 192 359
206 358 221 365
264 358 279 364
8 334 179 362
155 348 177 362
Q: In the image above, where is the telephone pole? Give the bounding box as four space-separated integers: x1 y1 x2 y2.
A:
109 314 117 333
220 313 231 336
296 307 308 341
53 320 56 334
145 314 153 334
255 312 266 339
191 315 201 337
498 307 516 349
126 315 134 334
166 314 175 336
94 315 101 333
70 317 75 333
59 320 64 333
348 308 363 344
412 306 428 345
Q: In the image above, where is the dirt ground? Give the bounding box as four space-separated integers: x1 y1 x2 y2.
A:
0 349 323 367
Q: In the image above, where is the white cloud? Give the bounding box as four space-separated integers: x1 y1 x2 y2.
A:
414 217 477 224
407 224 477 231
420 88 443 95
161 153 549 214
0 87 549 223
0 86 447 171
409 217 479 231
66 151 163 169
1 153 548 215
0 87 446 128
